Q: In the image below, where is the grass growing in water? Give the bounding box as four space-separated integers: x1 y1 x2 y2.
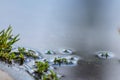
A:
34 61 60 80
0 26 60 80
42 70 59 80
0 26 19 64
35 61 49 74
0 26 19 53
54 57 68 66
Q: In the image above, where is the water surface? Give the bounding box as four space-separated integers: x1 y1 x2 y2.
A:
1 0 120 80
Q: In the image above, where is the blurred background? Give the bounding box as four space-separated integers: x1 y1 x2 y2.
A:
0 0 120 51
1 0 120 80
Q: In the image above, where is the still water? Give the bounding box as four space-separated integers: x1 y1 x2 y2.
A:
1 0 120 80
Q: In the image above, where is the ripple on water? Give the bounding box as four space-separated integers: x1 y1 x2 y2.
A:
95 51 115 59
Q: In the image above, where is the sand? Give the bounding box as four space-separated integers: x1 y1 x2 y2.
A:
0 70 13 80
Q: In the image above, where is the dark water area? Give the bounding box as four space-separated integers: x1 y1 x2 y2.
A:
1 0 120 80
56 58 120 80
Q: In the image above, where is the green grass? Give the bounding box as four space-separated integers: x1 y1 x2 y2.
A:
54 57 68 66
0 25 19 53
42 70 59 80
0 26 59 80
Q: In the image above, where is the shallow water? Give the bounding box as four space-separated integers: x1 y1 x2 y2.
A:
1 0 120 80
